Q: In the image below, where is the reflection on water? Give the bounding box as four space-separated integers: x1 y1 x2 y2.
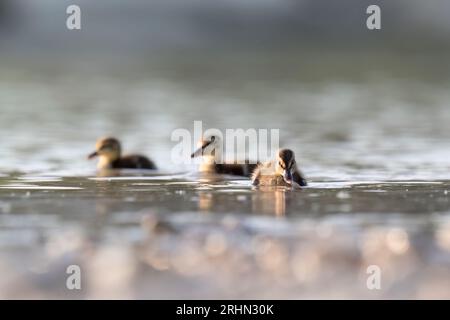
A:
252 188 288 217
0 171 449 298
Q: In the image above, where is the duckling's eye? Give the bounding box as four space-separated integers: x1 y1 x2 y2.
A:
279 161 285 169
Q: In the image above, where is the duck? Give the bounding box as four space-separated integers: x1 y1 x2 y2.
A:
88 137 156 170
191 135 258 177
252 149 307 188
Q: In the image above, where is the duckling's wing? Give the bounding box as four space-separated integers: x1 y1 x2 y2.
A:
251 161 272 185
251 166 262 185
293 170 307 187
215 164 247 177
245 161 260 177
116 155 157 169
215 160 259 177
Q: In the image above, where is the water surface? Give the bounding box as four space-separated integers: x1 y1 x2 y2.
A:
0 55 450 298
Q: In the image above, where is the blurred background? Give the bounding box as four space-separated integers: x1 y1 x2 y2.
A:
0 0 450 299
2 0 450 54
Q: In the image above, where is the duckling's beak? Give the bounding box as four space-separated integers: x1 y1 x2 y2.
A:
191 140 213 158
283 170 293 183
88 151 98 160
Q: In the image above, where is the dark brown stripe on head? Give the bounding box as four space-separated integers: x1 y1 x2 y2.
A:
278 149 295 163
97 137 121 149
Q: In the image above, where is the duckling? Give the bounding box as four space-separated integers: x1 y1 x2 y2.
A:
191 135 258 177
88 137 156 170
252 149 307 188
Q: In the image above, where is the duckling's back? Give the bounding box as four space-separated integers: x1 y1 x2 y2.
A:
215 162 258 178
253 174 291 186
113 155 156 169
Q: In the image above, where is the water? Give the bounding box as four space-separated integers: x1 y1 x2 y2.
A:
1 54 450 298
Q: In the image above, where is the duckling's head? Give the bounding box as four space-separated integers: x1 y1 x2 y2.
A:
190 135 221 162
275 149 296 183
88 137 122 165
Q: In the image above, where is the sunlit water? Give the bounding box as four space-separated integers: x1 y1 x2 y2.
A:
0 55 450 298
